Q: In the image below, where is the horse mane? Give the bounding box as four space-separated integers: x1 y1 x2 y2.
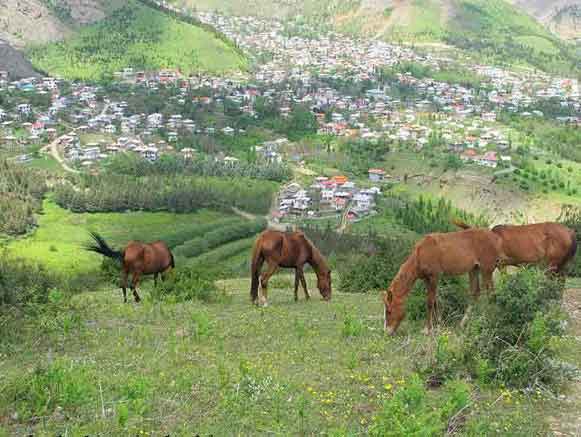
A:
390 249 420 299
301 233 330 273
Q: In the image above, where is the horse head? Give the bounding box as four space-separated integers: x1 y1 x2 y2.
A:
383 274 410 335
317 269 332 301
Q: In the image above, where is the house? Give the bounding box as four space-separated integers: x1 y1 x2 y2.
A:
181 148 195 159
479 151 498 168
17 104 32 115
369 168 385 182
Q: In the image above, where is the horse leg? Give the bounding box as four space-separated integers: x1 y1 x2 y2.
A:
121 269 128 303
259 262 278 307
294 269 300 302
154 273 159 287
131 271 142 303
298 268 310 300
469 269 481 299
423 275 438 335
482 270 494 293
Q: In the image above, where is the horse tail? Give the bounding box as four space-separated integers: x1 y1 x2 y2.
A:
452 218 472 230
84 232 124 263
250 237 264 302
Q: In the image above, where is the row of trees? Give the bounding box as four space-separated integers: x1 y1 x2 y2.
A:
105 153 292 182
0 160 48 235
53 174 277 215
387 194 489 235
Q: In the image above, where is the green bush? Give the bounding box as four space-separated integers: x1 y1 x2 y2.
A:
173 219 266 259
406 276 471 325
338 236 415 293
150 266 221 303
0 255 56 307
369 374 470 436
462 268 566 388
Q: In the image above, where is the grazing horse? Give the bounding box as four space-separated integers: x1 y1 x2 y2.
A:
250 230 332 306
454 221 577 275
85 232 175 303
383 228 505 336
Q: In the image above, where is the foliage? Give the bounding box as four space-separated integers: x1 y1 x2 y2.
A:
380 61 487 89
558 204 581 276
4 359 96 420
386 194 488 235
0 159 48 235
173 219 266 259
499 114 581 163
150 266 220 303
462 268 567 388
369 374 471 436
158 217 245 248
53 174 277 215
105 153 292 182
28 1 246 80
0 255 56 307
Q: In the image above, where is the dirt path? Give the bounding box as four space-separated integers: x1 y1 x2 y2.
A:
549 288 581 436
40 134 80 174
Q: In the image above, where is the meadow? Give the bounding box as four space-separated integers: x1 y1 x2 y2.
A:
6 200 235 275
2 272 580 435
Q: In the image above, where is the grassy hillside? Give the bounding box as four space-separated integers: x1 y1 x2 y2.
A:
6 201 247 275
3 275 580 434
27 1 247 81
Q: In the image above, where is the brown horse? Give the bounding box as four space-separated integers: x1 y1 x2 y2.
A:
250 230 332 306
85 232 175 303
454 221 577 275
383 228 505 335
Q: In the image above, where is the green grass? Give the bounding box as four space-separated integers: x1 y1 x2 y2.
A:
0 275 558 435
28 1 247 80
6 200 231 274
515 35 560 55
27 156 66 175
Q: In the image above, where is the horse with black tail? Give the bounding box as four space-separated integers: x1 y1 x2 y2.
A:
85 232 175 303
250 230 332 306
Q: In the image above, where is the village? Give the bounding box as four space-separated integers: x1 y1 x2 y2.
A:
0 9 579 223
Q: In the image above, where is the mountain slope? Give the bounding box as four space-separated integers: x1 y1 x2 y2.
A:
0 40 41 79
26 1 248 80
508 0 581 39
0 0 124 49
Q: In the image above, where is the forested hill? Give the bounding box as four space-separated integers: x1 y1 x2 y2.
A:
25 0 248 81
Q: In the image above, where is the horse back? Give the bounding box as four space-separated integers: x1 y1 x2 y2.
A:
256 229 310 267
495 223 572 264
123 240 173 274
417 229 502 275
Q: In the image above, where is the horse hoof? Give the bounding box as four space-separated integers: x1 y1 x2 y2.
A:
422 327 432 336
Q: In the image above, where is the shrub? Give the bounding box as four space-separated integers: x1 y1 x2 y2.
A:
369 374 470 436
173 219 266 259
338 236 415 293
406 276 470 325
462 268 566 388
151 266 221 303
0 255 56 307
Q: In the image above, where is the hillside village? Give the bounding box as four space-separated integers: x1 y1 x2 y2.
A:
1 7 580 224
